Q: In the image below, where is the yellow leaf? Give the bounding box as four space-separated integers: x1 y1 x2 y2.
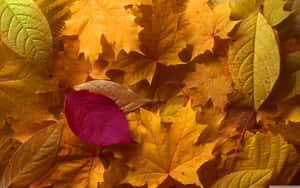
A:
229 131 300 185
53 38 90 88
63 0 142 62
185 0 239 58
264 0 292 26
113 0 187 85
184 58 233 110
0 41 62 129
228 12 280 110
123 102 216 188
212 169 272 188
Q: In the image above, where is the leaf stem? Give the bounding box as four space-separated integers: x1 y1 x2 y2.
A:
212 112 246 153
157 64 190 100
226 110 254 175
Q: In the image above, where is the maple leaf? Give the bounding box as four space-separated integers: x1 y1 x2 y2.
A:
184 58 233 110
54 37 116 88
228 131 300 185
63 0 142 62
53 38 90 88
123 102 216 188
184 0 239 58
112 0 188 85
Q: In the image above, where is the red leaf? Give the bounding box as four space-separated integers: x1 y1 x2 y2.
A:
65 90 134 146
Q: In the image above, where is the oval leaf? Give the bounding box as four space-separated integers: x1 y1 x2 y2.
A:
65 90 134 146
212 169 272 188
0 0 53 64
229 12 280 110
0 124 62 188
74 80 151 113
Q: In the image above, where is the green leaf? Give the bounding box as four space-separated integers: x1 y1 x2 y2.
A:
263 0 292 26
212 169 272 188
0 0 53 65
0 124 62 188
228 12 280 110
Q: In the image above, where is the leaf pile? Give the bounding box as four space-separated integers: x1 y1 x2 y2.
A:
0 0 299 187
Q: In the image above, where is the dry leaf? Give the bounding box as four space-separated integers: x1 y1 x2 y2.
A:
123 102 216 188
185 0 239 58
0 123 62 188
74 80 152 112
63 0 142 62
184 59 233 110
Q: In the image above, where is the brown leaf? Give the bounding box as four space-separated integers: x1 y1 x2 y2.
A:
74 80 152 112
0 123 62 188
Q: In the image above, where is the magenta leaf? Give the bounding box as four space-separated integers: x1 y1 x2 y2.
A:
65 90 134 146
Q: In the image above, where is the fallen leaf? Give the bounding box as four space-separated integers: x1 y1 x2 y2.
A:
63 0 141 62
0 0 53 67
211 169 272 188
0 123 21 177
53 38 90 88
112 0 187 85
0 41 62 129
228 12 280 110
230 0 262 19
35 0 75 49
74 80 152 113
65 90 134 145
0 123 62 188
228 131 300 184
123 102 216 188
29 123 105 188
185 0 239 58
184 59 233 110
263 0 292 26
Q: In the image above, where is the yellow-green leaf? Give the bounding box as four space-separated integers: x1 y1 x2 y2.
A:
264 0 292 26
0 0 53 65
0 124 62 188
212 169 272 188
228 12 280 110
229 131 300 184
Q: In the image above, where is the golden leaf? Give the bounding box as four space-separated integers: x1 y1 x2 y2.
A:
63 0 142 62
123 102 216 188
185 0 239 58
184 58 233 110
228 131 300 184
113 0 188 85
